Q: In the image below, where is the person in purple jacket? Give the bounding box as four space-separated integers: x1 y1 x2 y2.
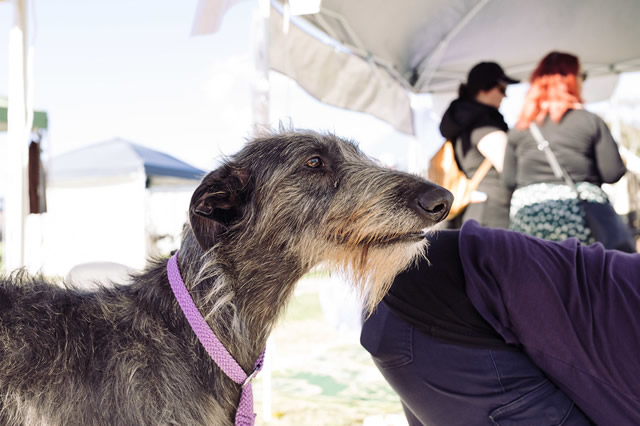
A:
361 220 639 425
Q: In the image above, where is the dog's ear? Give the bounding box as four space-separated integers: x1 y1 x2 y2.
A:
189 166 249 251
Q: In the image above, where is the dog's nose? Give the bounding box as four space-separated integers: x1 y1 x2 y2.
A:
415 186 454 223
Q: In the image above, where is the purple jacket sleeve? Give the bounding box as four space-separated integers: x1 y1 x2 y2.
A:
459 220 640 425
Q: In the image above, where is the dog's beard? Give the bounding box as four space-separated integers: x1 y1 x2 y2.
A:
321 237 428 315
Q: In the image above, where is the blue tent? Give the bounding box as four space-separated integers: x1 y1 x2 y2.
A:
49 138 205 183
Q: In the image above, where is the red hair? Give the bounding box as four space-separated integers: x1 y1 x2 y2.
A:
516 51 583 129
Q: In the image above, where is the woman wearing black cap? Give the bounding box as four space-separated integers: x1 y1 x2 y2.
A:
439 62 519 228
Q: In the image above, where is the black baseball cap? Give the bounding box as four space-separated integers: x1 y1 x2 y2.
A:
467 62 519 91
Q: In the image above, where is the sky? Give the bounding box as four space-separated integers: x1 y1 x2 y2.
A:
1 0 639 181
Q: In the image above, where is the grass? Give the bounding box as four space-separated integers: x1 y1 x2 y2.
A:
279 292 324 322
252 275 407 426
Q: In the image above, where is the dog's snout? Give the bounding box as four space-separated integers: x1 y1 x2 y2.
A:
416 186 454 223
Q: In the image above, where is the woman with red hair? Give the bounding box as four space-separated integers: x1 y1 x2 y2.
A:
503 51 626 243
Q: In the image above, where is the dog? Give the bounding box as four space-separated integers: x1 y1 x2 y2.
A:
0 130 452 425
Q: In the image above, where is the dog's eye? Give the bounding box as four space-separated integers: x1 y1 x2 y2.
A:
305 157 324 168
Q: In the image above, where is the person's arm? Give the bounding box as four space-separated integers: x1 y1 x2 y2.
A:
476 129 508 173
593 115 627 183
459 221 640 425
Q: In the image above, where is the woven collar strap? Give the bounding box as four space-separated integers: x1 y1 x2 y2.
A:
167 253 265 426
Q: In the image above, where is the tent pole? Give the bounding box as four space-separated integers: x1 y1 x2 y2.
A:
251 1 273 421
251 0 270 129
4 0 32 273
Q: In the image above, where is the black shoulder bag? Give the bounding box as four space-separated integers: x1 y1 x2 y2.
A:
529 123 636 253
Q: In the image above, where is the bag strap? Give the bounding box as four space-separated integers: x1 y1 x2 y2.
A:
448 138 494 193
468 157 493 193
528 123 582 199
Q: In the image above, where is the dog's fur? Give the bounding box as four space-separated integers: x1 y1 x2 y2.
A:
0 130 452 425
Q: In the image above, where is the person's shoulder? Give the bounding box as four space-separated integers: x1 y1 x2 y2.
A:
459 220 562 258
567 108 596 117
471 125 504 136
566 109 613 137
507 126 526 143
565 108 605 125
470 125 504 145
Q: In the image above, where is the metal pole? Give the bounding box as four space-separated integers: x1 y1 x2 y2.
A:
251 0 270 130
253 0 272 421
4 0 31 273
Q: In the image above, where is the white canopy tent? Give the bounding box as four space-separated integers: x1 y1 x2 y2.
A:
268 0 640 135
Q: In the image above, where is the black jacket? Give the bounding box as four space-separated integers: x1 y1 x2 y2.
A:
439 99 508 156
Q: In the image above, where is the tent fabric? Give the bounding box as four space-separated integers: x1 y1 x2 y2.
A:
191 0 248 35
49 138 205 182
269 9 414 135
269 0 640 134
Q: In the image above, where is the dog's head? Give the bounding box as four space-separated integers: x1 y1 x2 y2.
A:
188 130 452 310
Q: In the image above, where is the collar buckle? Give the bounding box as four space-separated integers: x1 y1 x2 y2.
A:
241 363 262 387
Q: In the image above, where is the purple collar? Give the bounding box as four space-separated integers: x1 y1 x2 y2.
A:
167 253 265 426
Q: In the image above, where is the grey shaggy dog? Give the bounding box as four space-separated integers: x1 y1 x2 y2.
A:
0 130 452 425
